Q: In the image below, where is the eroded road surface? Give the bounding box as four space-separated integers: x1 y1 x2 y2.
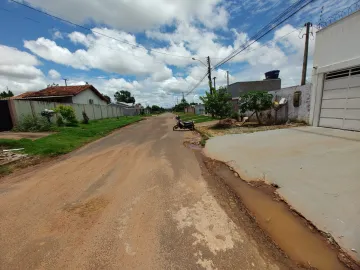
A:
1 113 294 269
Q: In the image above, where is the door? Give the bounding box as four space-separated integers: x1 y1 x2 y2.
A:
319 66 360 131
0 100 13 131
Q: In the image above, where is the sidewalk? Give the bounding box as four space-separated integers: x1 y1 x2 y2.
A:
204 126 360 261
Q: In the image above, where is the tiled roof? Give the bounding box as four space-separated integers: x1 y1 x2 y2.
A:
12 85 107 101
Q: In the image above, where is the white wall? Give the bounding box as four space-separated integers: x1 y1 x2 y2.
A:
10 100 129 123
72 89 107 105
310 11 360 125
241 84 311 124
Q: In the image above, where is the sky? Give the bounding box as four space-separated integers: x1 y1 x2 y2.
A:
0 0 357 107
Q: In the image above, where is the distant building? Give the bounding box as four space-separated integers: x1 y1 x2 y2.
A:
229 72 281 112
184 104 205 115
11 85 108 105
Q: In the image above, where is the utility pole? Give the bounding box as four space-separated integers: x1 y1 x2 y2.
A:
207 56 213 94
63 78 68 87
226 71 230 90
301 22 312 86
213 77 217 90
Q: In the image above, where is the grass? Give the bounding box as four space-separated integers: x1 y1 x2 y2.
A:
176 112 216 123
0 116 142 157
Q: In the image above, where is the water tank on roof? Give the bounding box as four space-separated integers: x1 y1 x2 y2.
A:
265 70 280 80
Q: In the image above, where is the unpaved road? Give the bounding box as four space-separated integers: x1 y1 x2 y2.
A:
0 114 301 269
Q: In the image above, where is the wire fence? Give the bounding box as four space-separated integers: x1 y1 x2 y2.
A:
318 1 360 29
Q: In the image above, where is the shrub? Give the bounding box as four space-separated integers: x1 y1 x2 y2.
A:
54 105 78 126
56 116 65 127
82 111 89 124
13 114 53 132
231 111 239 121
239 91 273 125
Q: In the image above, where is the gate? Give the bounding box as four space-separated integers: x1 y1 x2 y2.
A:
0 100 13 131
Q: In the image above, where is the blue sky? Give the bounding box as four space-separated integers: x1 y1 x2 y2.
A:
0 0 357 107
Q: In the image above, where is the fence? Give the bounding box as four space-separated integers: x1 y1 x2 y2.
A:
7 100 136 125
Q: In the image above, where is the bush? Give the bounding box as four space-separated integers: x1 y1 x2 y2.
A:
13 114 53 132
213 118 236 129
231 111 239 121
56 116 65 127
54 105 78 126
82 111 89 124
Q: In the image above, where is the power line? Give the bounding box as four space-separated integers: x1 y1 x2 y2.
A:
214 0 316 69
185 0 316 96
9 0 195 59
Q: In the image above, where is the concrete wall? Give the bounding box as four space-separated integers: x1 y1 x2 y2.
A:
195 104 205 115
241 84 311 124
228 79 281 98
310 10 360 125
72 89 107 105
9 100 131 123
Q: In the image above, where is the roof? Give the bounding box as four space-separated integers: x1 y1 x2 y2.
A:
12 85 107 102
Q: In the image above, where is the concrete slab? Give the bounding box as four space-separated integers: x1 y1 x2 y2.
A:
205 126 360 260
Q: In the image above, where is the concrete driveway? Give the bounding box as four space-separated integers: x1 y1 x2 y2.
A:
205 126 360 260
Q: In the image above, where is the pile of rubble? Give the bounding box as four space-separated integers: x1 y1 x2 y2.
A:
0 149 27 166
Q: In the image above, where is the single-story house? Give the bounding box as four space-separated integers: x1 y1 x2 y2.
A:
310 10 360 131
184 104 205 115
12 85 108 105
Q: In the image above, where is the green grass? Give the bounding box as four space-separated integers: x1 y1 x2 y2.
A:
176 113 216 123
0 116 142 157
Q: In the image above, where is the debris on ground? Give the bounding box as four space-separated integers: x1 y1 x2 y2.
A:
214 118 237 129
0 150 28 166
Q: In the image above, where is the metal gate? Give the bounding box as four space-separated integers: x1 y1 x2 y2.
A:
0 100 13 131
319 66 360 131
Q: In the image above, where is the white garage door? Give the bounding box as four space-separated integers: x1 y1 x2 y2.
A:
319 66 360 131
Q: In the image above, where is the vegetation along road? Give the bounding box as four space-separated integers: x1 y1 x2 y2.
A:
0 114 348 269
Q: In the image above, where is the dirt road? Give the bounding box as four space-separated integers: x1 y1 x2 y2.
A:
0 114 299 269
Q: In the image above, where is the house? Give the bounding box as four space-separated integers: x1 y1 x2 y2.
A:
12 85 108 105
229 72 281 112
184 104 205 115
310 10 360 131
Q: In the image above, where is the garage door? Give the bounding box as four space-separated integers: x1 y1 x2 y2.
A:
319 66 360 131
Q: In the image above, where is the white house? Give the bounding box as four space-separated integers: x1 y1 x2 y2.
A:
12 85 108 105
310 10 360 131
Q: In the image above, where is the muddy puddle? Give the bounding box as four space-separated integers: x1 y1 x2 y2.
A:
203 158 357 270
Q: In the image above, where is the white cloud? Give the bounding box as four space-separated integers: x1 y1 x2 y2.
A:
48 69 61 79
0 45 46 94
24 0 228 31
25 28 174 79
52 30 63 40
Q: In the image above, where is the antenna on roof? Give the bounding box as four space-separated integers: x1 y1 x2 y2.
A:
62 78 68 87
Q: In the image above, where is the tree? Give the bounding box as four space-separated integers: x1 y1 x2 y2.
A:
114 90 135 104
238 91 273 125
200 86 232 119
0 90 14 98
103 94 111 104
173 96 189 112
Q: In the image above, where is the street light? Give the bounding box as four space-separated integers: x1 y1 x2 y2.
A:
192 57 207 67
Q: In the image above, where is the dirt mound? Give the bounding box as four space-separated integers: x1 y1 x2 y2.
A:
214 118 237 129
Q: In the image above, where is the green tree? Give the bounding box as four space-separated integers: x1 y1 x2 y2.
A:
173 96 189 112
103 94 111 104
114 90 135 104
238 91 273 125
200 86 232 119
0 90 14 98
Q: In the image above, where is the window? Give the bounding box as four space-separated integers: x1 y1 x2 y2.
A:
89 99 94 104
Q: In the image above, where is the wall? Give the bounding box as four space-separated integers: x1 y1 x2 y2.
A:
310 11 360 125
9 100 131 123
228 79 281 98
195 104 205 115
240 84 311 124
72 89 107 105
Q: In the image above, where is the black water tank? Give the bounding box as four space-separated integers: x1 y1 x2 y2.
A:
265 70 280 79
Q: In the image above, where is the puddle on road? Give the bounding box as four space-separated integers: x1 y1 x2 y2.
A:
204 159 353 270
